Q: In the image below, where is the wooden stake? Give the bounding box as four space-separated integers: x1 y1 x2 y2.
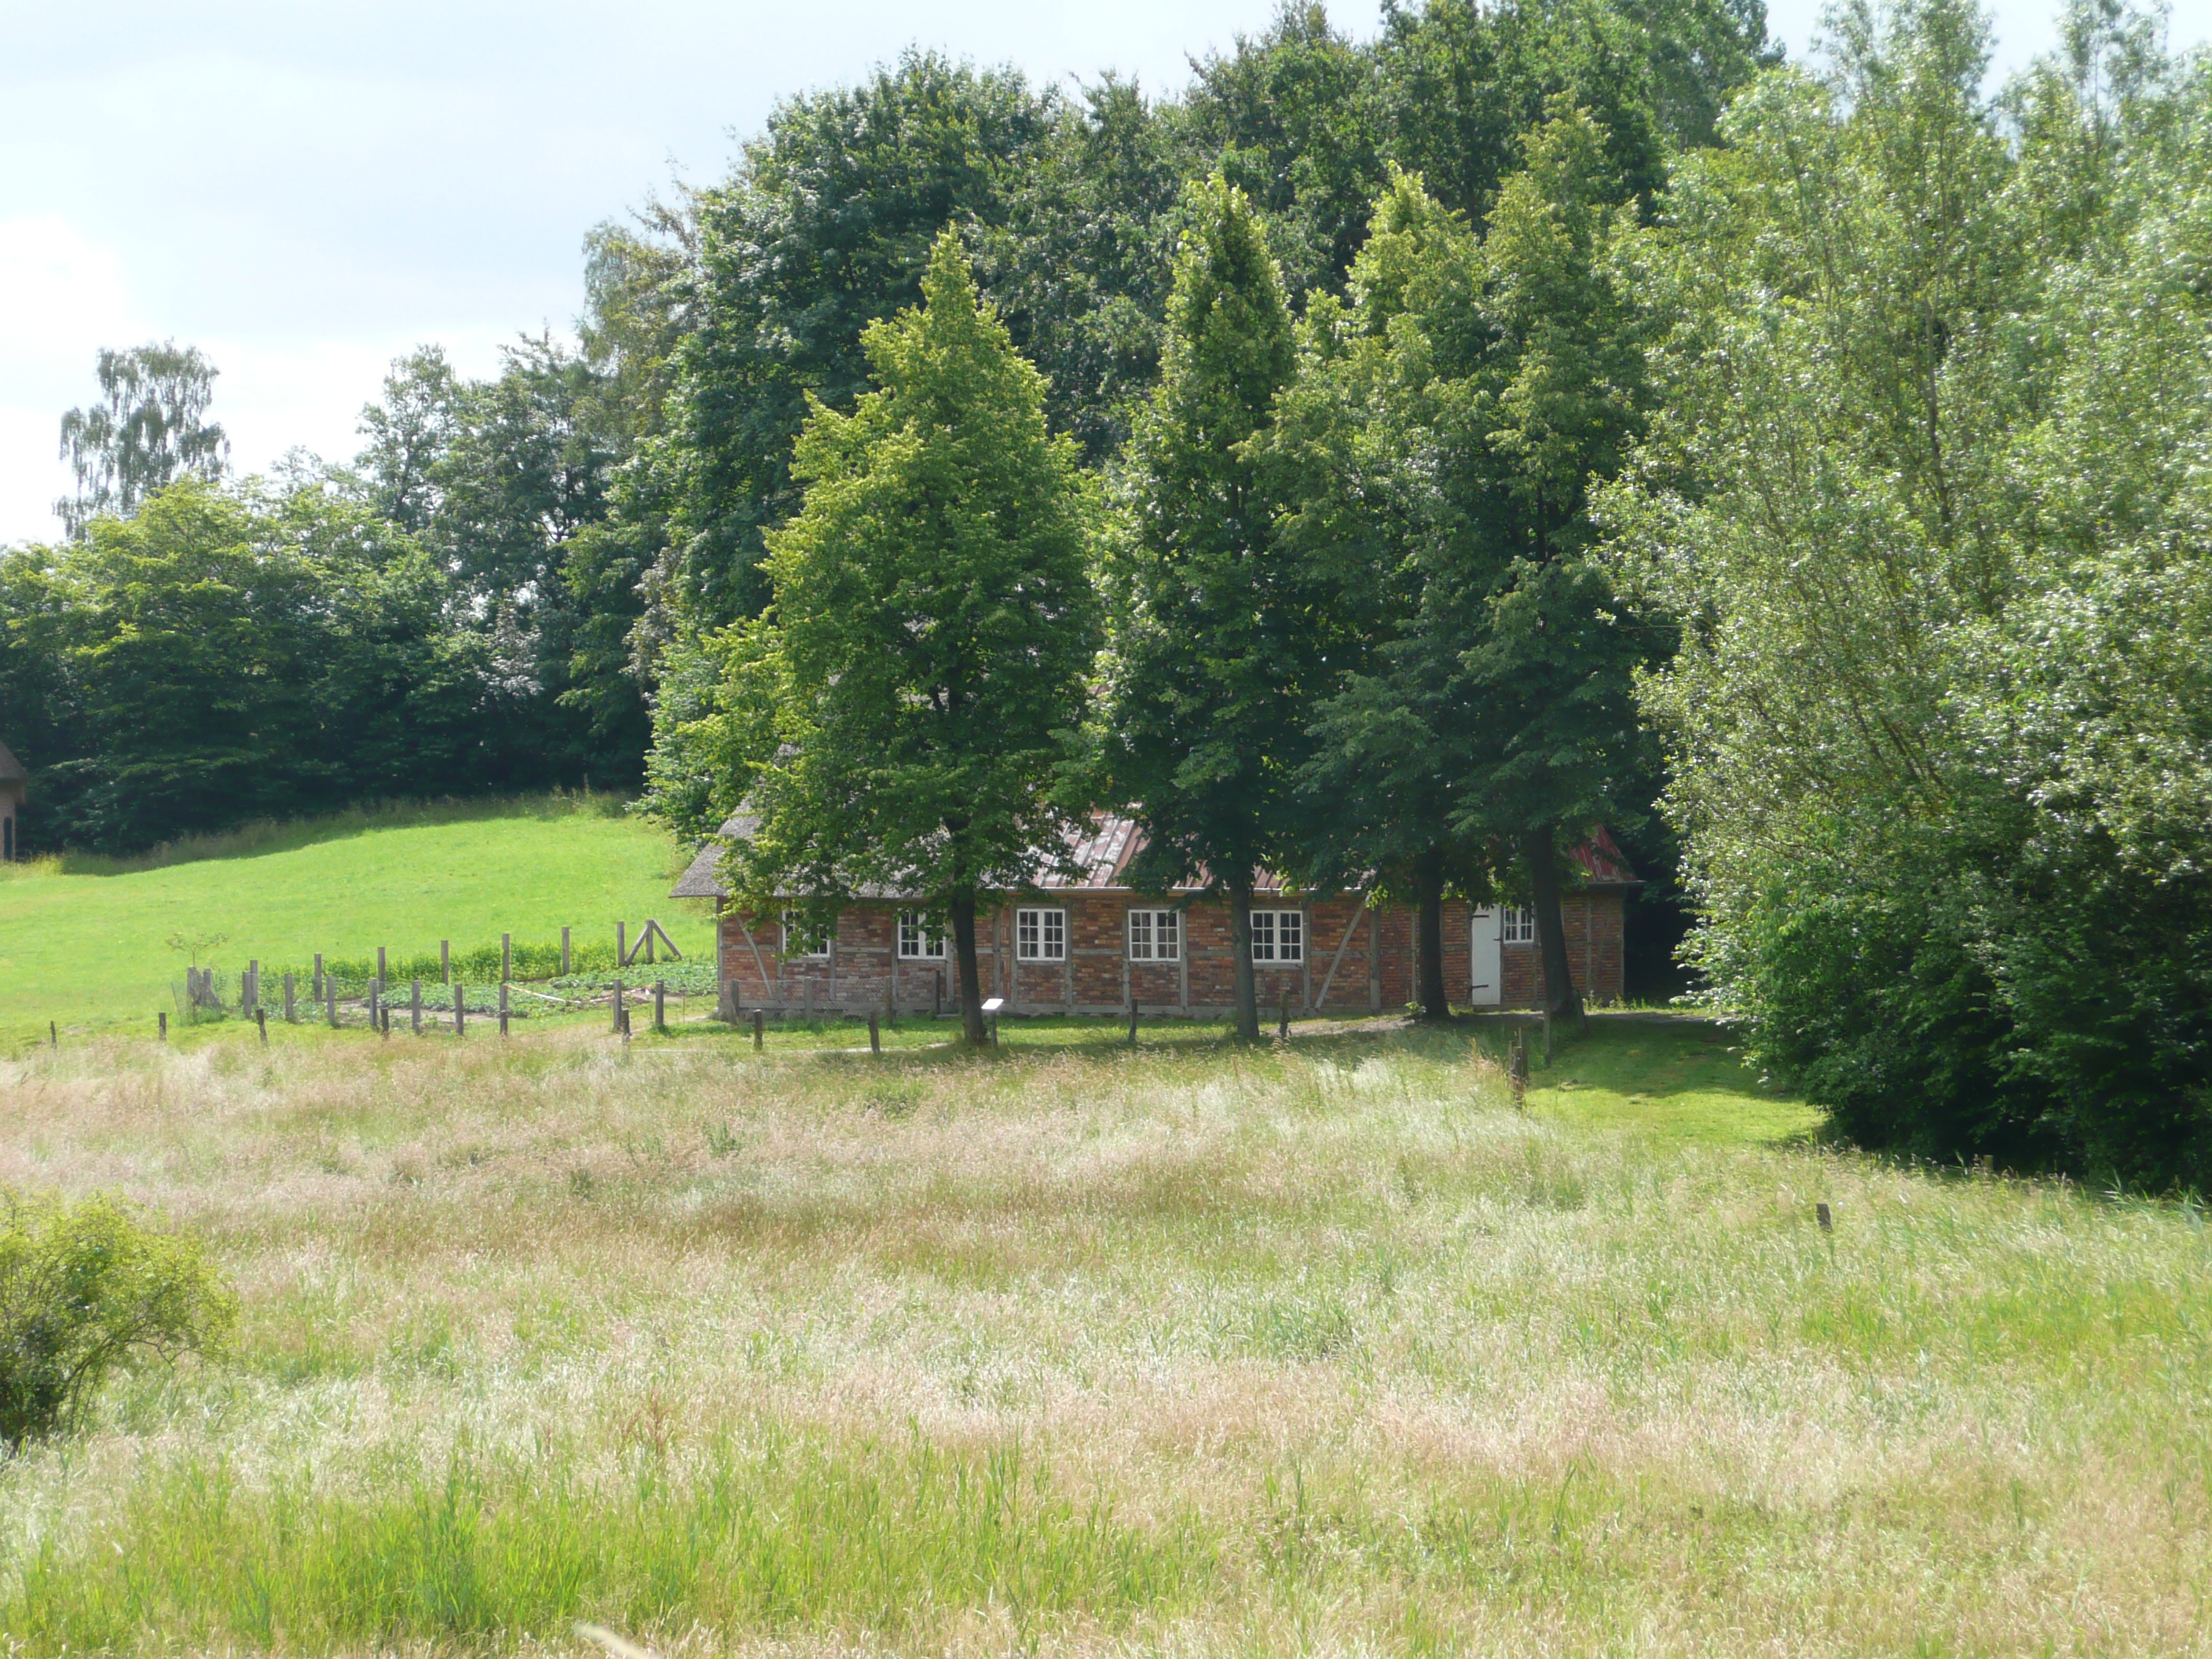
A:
868 1011 881 1054
454 983 466 1038
612 980 624 1034
753 1009 764 1051
256 1007 268 1046
1129 1004 1139 1046
654 980 666 1033
502 933 511 984
159 1012 167 1042
327 975 339 1028
377 946 387 984
499 981 510 1036
411 978 423 1036
283 973 296 1024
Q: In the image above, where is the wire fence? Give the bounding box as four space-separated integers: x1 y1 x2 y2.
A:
167 927 716 1032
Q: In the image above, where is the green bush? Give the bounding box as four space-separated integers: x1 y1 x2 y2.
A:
0 1192 236 1448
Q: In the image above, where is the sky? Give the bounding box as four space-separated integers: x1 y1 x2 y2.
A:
4 0 2207 544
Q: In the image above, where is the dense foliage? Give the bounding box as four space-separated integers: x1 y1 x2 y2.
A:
685 233 1102 1045
0 1190 235 1448
1606 0 2212 1185
9 0 2202 1170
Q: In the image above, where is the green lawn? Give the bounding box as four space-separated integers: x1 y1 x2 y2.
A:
0 797 713 1049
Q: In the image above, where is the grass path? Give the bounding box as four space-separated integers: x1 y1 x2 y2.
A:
0 797 712 1047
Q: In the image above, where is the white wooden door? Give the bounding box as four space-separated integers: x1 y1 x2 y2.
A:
1469 906 1503 1005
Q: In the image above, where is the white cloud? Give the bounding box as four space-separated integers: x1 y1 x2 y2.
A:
0 211 515 543
0 215 144 543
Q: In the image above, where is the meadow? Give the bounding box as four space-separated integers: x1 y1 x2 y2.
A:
0 797 713 1049
2 1010 2207 1657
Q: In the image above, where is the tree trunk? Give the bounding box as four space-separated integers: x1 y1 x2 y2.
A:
1228 875 1262 1042
1414 845 1449 1021
1522 826 1585 1031
950 890 989 1048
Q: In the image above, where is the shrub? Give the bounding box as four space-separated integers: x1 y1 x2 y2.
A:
0 1192 236 1448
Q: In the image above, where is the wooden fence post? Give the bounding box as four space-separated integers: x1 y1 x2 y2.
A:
377 946 387 986
654 980 666 1033
159 1011 167 1042
868 1011 881 1055
499 982 510 1036
284 973 296 1024
644 923 656 966
256 1008 268 1046
753 1009 764 1051
247 960 259 1013
502 933 511 984
327 976 339 1027
411 979 423 1035
313 952 324 1000
612 979 624 1035
454 983 466 1037
1129 1004 1139 1046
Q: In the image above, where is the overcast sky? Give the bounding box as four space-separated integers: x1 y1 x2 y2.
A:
4 0 2206 544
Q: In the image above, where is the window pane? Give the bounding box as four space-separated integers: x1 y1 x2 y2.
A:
1282 910 1303 963
1251 912 1275 961
1158 910 1179 961
1129 910 1152 960
1017 908 1064 961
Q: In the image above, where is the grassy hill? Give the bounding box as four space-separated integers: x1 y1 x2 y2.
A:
0 796 713 1048
1 1016 2204 1654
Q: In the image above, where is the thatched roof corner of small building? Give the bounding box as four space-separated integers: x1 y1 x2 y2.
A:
0 739 26 786
669 813 757 900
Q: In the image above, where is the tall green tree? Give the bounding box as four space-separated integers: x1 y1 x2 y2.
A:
1103 175 1307 1042
56 343 229 540
700 231 1101 1046
1452 103 1656 1024
1269 168 1489 1019
1184 2 1388 299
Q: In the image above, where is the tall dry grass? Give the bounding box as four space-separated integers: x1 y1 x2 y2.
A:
0 1024 2207 1655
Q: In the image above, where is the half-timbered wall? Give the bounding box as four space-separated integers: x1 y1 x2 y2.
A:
714 891 1624 1015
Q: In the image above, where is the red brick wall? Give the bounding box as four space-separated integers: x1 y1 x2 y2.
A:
714 890 1626 1014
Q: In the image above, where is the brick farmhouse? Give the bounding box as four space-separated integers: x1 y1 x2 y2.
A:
673 812 1639 1017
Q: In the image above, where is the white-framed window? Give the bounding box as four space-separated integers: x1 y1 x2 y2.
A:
782 913 832 958
1251 909 1304 965
1126 907 1181 961
1016 906 1066 961
1501 906 1537 944
898 912 946 959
